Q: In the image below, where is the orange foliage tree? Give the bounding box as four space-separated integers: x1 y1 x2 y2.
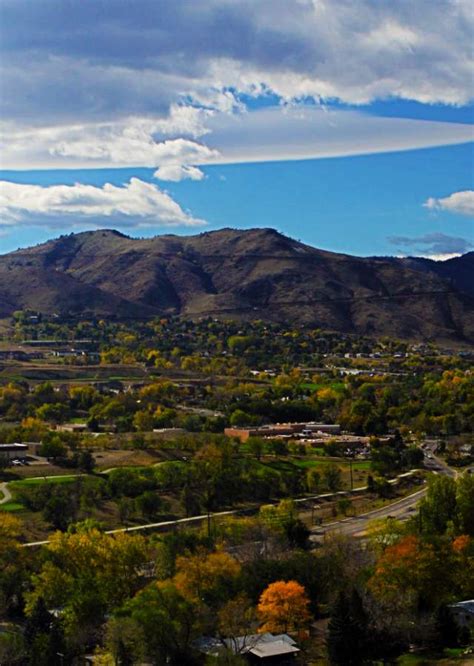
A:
369 535 452 609
257 580 311 633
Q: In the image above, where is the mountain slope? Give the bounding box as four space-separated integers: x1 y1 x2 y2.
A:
1 228 473 343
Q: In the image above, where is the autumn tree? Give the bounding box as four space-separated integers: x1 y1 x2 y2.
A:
218 594 258 654
174 548 241 607
0 513 27 619
26 525 149 645
257 580 311 633
369 535 451 611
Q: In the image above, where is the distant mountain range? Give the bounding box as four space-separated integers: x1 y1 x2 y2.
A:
1 228 473 343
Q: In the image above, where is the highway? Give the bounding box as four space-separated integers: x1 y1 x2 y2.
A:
310 486 426 542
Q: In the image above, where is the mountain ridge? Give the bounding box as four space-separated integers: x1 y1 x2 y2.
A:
1 227 473 343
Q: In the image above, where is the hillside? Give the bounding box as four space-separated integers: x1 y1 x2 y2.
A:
1 228 473 343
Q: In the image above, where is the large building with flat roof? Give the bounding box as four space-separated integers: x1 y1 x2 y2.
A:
0 443 28 461
225 422 341 442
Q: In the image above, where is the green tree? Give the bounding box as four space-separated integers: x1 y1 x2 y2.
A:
119 581 199 665
456 472 474 536
324 464 342 492
419 475 457 535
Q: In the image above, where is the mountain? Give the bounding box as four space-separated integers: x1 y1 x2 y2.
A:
1 228 473 343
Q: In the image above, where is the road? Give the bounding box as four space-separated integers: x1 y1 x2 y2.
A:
19 448 467 548
310 445 468 542
310 487 426 542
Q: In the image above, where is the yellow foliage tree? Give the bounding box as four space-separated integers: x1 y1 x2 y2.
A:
173 548 241 604
257 580 311 633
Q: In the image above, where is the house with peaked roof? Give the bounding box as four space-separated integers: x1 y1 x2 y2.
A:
196 632 300 664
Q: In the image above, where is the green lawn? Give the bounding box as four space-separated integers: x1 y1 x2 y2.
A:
0 501 24 512
9 475 80 489
293 459 371 470
397 648 468 664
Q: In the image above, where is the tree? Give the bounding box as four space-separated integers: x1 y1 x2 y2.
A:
306 468 321 493
327 590 369 665
419 475 457 535
337 498 351 516
135 491 163 520
24 597 66 666
257 580 311 633
217 594 257 654
369 535 451 611
25 527 149 645
118 581 199 665
174 549 241 607
77 450 95 473
324 464 342 492
456 472 474 536
434 604 461 649
39 438 67 460
247 437 264 461
0 514 27 619
42 488 77 531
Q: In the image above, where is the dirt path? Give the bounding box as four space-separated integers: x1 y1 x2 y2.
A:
0 481 12 504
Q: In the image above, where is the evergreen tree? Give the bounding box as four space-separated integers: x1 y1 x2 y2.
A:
24 598 66 665
327 590 369 665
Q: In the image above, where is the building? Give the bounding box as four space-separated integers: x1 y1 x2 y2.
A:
225 422 341 442
448 600 474 628
196 633 300 663
0 443 28 461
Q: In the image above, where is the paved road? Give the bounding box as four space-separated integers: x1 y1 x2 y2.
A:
310 487 427 541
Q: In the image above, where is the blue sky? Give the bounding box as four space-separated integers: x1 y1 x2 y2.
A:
0 0 472 258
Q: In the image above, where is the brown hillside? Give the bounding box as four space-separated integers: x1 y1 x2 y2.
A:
1 228 473 343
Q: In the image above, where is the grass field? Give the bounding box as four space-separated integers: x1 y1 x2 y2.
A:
0 501 24 512
9 475 80 489
397 648 470 664
293 458 371 470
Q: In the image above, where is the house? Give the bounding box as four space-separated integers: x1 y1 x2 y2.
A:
56 423 88 433
448 600 474 628
196 632 300 664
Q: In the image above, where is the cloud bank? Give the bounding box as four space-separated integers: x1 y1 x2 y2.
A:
0 1 472 172
0 178 205 228
389 231 473 260
1 0 472 130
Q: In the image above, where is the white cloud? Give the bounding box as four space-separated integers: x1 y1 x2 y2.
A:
203 106 474 164
0 178 206 228
154 165 205 182
423 190 474 217
1 107 472 170
51 132 219 168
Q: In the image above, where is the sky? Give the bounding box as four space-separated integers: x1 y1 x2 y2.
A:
0 0 473 259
